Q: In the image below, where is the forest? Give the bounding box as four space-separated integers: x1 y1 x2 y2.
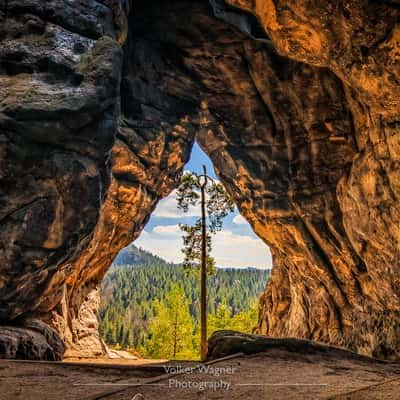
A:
100 245 270 359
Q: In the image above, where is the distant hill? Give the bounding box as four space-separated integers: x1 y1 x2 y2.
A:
112 244 171 267
113 243 270 271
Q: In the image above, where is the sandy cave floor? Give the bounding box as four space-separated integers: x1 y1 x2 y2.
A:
1 350 400 400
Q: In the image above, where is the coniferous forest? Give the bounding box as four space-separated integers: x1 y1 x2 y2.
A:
100 245 270 359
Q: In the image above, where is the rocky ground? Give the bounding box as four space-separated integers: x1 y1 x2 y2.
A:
1 347 399 400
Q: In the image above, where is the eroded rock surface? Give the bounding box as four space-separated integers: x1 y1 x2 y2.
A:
0 0 128 358
0 0 399 360
0 0 195 357
0 319 64 360
221 0 400 359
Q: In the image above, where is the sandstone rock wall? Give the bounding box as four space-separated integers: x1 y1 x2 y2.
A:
223 0 400 358
0 0 196 357
0 0 124 358
0 0 399 359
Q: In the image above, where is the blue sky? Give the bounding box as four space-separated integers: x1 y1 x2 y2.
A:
135 142 272 269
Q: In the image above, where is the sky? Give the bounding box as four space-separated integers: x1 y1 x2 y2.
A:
135 142 273 269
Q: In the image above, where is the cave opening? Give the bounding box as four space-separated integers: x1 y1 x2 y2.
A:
99 141 272 360
2 0 400 397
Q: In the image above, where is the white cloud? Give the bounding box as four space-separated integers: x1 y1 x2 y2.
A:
152 190 200 219
232 214 247 225
135 226 272 269
152 224 181 236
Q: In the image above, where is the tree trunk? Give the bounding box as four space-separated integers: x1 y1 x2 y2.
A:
173 308 178 359
200 165 208 361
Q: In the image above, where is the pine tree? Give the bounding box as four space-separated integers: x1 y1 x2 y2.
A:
208 301 233 336
176 167 234 360
146 284 196 359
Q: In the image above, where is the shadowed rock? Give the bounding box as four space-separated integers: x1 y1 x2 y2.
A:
0 319 65 360
206 330 390 363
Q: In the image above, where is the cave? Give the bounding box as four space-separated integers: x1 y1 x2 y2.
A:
0 0 400 365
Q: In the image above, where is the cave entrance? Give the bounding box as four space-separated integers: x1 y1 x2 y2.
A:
99 142 272 361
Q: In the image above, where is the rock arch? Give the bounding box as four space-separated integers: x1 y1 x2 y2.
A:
0 0 399 359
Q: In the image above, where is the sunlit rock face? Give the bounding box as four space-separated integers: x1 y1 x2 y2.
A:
0 0 399 359
221 0 400 359
45 88 194 357
125 0 400 359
